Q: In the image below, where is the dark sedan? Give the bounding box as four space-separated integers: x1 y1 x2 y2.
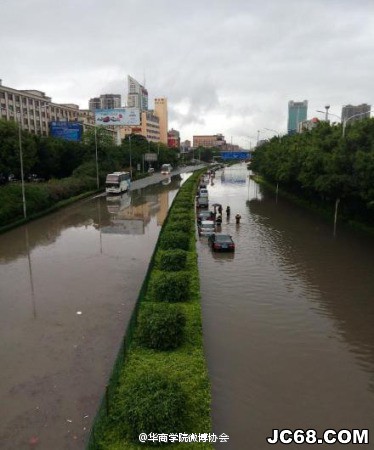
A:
208 233 235 252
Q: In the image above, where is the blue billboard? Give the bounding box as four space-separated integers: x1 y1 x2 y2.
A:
50 121 83 142
221 151 250 160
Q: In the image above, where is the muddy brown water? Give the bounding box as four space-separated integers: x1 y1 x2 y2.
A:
198 164 374 449
0 174 189 449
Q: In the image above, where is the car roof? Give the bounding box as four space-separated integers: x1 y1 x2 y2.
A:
214 234 232 241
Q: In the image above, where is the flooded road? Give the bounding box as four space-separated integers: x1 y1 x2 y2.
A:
0 173 189 450
198 164 374 449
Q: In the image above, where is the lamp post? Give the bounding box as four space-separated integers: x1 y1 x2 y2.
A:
18 117 27 218
1 107 27 218
94 126 100 189
342 110 372 138
316 109 372 137
264 127 281 138
257 130 260 145
128 135 132 178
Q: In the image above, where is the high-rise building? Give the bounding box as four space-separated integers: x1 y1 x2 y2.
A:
341 104 371 123
89 94 121 111
154 97 168 144
167 129 180 148
288 100 308 134
127 76 148 111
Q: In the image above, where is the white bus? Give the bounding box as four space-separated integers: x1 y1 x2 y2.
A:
161 164 173 175
105 172 131 194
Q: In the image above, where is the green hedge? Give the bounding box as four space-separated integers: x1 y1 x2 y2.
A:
159 230 190 251
0 176 96 227
87 168 212 450
149 271 190 303
136 303 186 350
158 249 188 271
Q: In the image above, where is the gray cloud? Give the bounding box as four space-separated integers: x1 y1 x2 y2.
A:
1 0 373 146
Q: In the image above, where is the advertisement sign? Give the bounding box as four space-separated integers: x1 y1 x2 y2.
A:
221 151 249 160
145 153 158 162
95 108 140 126
49 121 83 141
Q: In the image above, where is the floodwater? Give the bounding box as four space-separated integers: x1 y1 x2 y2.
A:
198 164 374 449
0 174 189 450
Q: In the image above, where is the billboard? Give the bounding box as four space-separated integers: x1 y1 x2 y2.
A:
145 153 158 162
95 108 140 126
221 151 250 160
49 121 83 141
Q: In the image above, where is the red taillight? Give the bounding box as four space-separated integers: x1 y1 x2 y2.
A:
213 243 219 249
229 244 235 249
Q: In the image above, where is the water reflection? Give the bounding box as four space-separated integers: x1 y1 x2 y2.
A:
0 172 188 450
198 165 374 449
248 187 374 378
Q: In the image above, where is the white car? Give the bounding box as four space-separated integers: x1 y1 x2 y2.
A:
198 220 216 236
199 188 209 197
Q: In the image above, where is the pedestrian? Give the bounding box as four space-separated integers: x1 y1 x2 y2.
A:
216 214 222 225
226 206 231 216
235 213 241 224
218 205 222 215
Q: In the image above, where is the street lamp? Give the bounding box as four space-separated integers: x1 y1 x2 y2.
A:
342 110 372 137
128 135 132 178
1 107 27 218
264 127 281 137
94 126 100 189
316 109 372 137
257 130 260 145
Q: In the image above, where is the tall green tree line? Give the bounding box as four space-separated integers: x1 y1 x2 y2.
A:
251 119 374 224
0 119 179 183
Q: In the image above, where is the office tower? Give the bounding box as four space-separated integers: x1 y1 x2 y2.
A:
154 97 168 144
288 100 308 134
89 94 121 111
127 76 148 111
341 104 371 123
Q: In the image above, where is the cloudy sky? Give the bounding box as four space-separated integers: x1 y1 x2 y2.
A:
1 0 373 147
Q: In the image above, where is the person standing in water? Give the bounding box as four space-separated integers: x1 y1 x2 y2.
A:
235 213 241 224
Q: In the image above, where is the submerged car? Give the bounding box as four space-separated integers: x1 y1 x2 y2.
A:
198 220 216 236
198 187 209 198
208 233 235 252
197 210 215 224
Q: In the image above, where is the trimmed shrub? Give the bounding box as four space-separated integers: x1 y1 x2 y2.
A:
159 230 190 251
158 249 187 271
121 371 187 441
150 271 190 302
137 303 186 350
165 221 192 234
167 212 193 224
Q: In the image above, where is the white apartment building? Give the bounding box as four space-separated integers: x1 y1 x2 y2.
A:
0 80 94 136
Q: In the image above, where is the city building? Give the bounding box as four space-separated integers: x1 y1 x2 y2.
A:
154 97 168 145
341 104 371 123
299 117 320 132
140 111 160 142
89 94 121 111
180 140 191 153
127 76 148 111
167 128 180 148
115 111 160 143
288 100 308 134
0 79 94 136
193 134 226 148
